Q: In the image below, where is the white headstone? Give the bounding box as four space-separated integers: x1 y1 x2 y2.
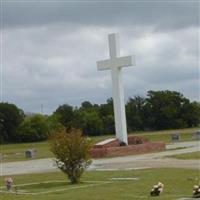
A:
97 33 135 144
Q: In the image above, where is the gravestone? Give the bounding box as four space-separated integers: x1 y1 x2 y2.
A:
97 33 135 144
193 130 200 140
171 133 180 142
25 149 35 158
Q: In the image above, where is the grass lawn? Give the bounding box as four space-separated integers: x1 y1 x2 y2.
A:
0 141 54 162
0 168 199 200
167 151 200 160
94 127 199 144
1 127 199 162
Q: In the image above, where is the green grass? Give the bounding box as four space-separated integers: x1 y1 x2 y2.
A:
0 168 199 200
0 141 54 162
94 127 199 144
14 181 89 193
1 127 199 163
167 151 200 160
132 127 199 143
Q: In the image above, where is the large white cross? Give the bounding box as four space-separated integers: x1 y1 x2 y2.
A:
97 33 135 144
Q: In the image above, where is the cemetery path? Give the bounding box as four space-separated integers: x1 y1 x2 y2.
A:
1 141 199 176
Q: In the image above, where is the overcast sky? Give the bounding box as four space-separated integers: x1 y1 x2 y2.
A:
0 0 199 114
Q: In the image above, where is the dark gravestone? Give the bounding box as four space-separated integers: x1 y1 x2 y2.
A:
25 149 35 158
171 133 180 142
193 131 200 140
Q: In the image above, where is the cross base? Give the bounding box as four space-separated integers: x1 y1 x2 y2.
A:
91 136 165 158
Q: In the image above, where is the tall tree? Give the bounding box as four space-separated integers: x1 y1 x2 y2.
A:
99 98 115 134
144 90 196 130
126 96 146 130
0 103 24 143
81 111 103 136
81 101 93 110
54 104 74 130
181 101 200 127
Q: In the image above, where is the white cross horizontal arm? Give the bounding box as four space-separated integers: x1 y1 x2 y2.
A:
97 55 135 71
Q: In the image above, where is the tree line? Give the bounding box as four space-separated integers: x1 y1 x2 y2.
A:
0 90 200 143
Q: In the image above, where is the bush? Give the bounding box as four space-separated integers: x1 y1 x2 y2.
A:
49 129 93 184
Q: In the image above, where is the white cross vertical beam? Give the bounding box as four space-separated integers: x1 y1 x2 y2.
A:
109 34 127 144
112 64 127 144
97 33 135 144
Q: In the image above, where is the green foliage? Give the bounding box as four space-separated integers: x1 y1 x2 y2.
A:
126 96 146 131
53 104 74 130
181 101 200 127
143 91 200 130
81 101 93 110
1 90 199 144
81 111 103 136
54 99 115 136
17 115 50 142
0 102 24 143
47 114 64 133
49 129 93 184
99 98 114 117
54 92 200 136
99 98 115 134
102 114 115 134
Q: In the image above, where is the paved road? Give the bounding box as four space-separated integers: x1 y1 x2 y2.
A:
1 141 199 176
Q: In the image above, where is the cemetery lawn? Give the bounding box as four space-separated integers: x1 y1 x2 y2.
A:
1 127 199 162
167 151 200 160
0 141 54 162
0 168 199 200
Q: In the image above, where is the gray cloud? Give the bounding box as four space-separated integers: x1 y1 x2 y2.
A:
3 1 198 30
1 1 199 114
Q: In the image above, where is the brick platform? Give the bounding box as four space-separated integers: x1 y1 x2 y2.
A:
91 136 165 158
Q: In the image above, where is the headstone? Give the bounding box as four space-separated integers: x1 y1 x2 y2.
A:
193 130 200 140
171 133 180 142
25 149 35 158
97 33 135 144
4 177 13 191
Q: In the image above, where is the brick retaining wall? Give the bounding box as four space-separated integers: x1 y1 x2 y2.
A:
91 136 165 158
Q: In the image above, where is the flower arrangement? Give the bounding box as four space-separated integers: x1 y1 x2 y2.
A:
193 185 200 198
150 182 164 196
4 177 13 191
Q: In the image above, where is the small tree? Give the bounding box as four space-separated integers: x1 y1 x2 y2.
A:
49 129 93 184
